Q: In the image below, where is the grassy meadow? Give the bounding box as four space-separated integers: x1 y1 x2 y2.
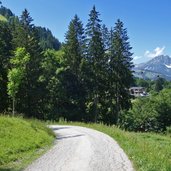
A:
0 116 55 171
1 115 170 171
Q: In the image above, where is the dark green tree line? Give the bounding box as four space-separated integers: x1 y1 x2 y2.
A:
0 21 12 112
0 5 134 125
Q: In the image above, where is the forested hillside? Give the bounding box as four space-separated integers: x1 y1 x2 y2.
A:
0 3 133 124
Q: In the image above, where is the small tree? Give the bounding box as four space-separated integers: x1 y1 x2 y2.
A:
64 14 85 76
154 77 165 92
7 47 30 115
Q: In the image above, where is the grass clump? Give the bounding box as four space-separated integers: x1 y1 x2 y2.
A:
0 116 55 171
57 121 171 171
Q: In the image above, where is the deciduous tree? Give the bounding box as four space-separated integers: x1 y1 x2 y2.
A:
7 47 30 115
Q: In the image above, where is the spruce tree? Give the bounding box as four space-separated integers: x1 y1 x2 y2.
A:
20 9 33 31
85 6 105 122
62 15 86 121
102 24 110 51
64 14 85 76
109 19 134 123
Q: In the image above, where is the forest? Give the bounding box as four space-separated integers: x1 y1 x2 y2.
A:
0 3 171 132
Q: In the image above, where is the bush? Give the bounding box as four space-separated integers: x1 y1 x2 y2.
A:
118 88 171 132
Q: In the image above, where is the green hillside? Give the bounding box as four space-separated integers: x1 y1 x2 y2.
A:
0 116 55 170
0 14 7 22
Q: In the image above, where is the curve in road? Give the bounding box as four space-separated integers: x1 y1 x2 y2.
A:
24 125 134 171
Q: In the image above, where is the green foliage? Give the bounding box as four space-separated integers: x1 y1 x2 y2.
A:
1 4 134 125
105 19 134 124
7 48 30 115
10 47 30 66
0 20 12 112
8 47 30 98
134 78 151 90
20 9 33 31
101 24 110 50
40 48 86 121
119 98 159 132
64 15 85 75
119 88 171 132
134 77 171 93
85 6 106 122
154 77 165 92
8 68 23 97
12 9 45 118
39 49 64 120
0 14 7 21
60 15 87 121
0 116 55 170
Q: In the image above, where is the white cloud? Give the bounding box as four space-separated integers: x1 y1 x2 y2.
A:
133 56 142 60
144 46 165 58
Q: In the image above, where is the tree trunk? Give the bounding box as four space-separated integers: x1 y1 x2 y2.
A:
12 97 15 116
115 81 119 124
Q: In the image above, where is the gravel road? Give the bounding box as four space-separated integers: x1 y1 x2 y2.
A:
24 125 134 171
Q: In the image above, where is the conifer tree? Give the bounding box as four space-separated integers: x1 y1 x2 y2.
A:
20 9 33 31
102 24 110 51
62 15 86 121
85 6 105 122
109 19 134 123
64 14 85 76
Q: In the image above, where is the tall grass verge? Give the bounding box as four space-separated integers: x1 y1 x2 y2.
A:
0 115 55 171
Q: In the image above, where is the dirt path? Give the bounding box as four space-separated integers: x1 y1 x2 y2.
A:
24 125 134 171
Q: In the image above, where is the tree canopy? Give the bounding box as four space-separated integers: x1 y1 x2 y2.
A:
3 4 168 130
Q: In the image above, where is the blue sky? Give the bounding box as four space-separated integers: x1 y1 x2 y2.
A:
2 0 171 64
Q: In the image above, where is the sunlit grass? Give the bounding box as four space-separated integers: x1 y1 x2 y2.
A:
0 116 55 171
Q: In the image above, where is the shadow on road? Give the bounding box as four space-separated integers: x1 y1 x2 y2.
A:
56 134 84 140
51 127 70 131
0 168 16 171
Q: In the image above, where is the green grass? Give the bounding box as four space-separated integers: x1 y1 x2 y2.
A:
0 15 7 22
55 121 171 171
0 116 55 171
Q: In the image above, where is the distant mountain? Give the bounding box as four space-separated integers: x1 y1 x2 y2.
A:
0 5 61 51
35 26 61 51
0 5 14 18
134 55 171 80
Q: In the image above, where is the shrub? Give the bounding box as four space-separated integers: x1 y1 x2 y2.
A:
118 88 171 132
